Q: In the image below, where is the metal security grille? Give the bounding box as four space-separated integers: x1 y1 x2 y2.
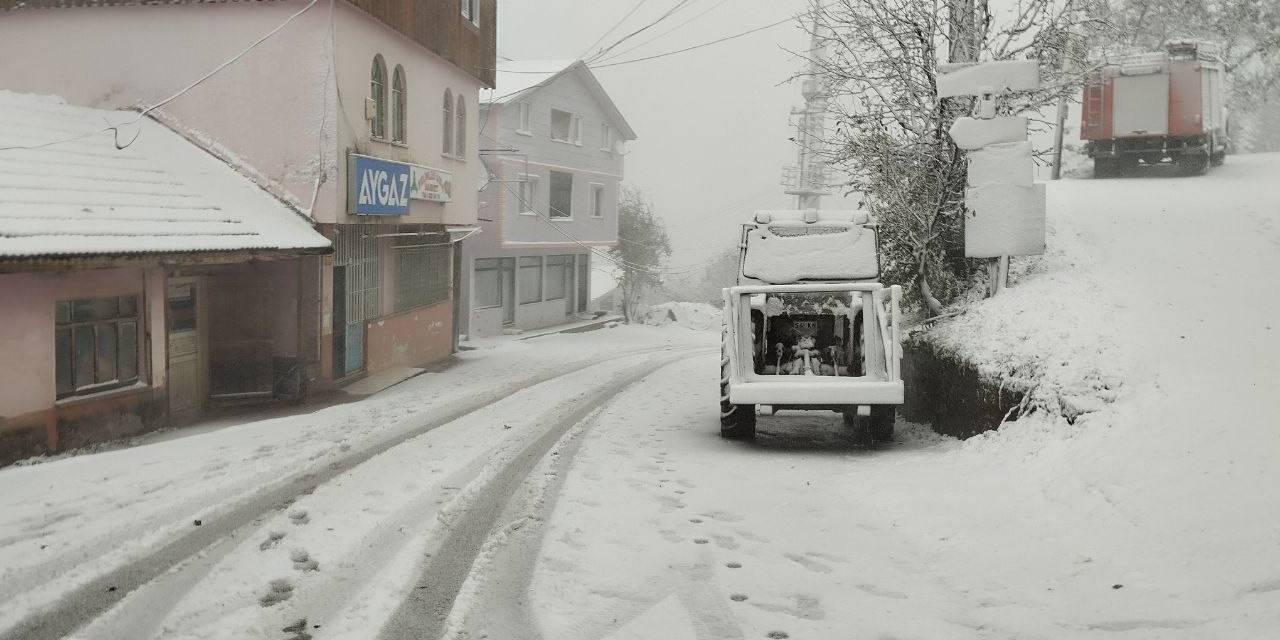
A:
334 225 380 323
394 226 451 312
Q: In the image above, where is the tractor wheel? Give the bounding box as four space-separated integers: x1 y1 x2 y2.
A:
868 406 896 443
841 409 873 446
720 328 755 440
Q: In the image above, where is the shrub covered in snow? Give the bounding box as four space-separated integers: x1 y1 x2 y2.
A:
640 302 720 332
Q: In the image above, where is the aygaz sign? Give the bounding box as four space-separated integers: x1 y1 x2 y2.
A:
348 154 453 215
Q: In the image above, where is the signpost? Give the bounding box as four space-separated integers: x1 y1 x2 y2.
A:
939 60 1046 294
348 154 453 216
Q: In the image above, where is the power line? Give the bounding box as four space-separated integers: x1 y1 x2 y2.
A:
586 0 699 64
592 0 731 64
592 12 796 69
576 0 653 61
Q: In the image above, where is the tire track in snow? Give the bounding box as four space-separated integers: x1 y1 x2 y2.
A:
378 353 709 640
0 344 696 640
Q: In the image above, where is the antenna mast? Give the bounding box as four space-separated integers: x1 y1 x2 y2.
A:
782 10 831 210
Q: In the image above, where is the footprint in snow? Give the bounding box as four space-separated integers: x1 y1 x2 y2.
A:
259 531 286 551
259 579 294 607
783 552 832 574
291 549 320 572
288 510 310 525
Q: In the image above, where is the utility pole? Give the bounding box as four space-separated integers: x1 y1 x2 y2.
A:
782 9 831 210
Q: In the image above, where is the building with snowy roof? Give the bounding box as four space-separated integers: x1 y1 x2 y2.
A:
461 60 636 337
0 0 496 460
0 91 332 463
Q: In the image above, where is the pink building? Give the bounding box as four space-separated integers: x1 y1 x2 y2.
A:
0 93 330 464
0 0 497 462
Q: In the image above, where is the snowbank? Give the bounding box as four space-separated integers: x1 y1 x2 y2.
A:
641 302 721 332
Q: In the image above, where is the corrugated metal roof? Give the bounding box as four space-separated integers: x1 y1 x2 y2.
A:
0 91 330 259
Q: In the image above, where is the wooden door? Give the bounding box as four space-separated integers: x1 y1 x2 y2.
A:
167 279 202 423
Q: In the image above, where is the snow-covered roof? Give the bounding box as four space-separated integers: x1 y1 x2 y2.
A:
484 60 637 140
0 91 330 260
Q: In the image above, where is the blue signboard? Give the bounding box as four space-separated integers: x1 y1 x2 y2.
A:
349 155 412 216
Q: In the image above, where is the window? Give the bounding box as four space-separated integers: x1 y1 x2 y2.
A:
601 123 614 151
443 89 454 156
517 174 538 214
551 108 580 143
370 55 388 139
518 256 543 304
461 0 478 23
394 232 451 312
456 95 467 159
55 295 140 398
517 101 532 134
391 65 407 143
474 258 502 309
589 183 605 218
544 255 571 300
549 170 573 219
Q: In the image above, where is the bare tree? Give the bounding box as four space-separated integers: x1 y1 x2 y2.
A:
805 0 1093 315
610 186 672 323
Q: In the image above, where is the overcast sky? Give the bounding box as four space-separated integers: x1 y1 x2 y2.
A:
496 0 859 273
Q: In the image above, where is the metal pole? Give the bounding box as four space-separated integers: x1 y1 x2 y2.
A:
1051 95 1068 180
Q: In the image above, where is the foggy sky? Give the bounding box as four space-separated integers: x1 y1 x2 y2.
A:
495 0 859 274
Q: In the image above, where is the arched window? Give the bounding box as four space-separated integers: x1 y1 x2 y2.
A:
370 55 387 139
442 89 454 156
391 65 407 143
455 95 466 159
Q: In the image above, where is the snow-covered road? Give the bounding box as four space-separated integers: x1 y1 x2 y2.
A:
2 154 1278 640
448 155 1280 640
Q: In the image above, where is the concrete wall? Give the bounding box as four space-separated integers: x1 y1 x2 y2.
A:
332 1 482 227
0 1 484 228
0 266 167 462
365 300 453 371
0 2 335 211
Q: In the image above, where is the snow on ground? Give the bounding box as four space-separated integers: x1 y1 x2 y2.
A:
640 301 722 332
0 325 709 636
451 154 1280 639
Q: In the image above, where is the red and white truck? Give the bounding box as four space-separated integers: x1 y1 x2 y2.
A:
1081 41 1229 176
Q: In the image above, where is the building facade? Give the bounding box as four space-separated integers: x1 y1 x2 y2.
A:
461 61 635 337
0 93 331 465
0 0 496 459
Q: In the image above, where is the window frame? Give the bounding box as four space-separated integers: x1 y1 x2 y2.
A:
543 254 571 301
473 258 503 309
455 95 467 160
516 173 539 216
461 0 479 24
370 54 388 140
518 256 543 305
55 294 142 399
600 123 614 152
516 101 532 136
392 232 451 313
548 170 573 220
391 64 407 144
550 108 576 143
442 89 455 157
589 183 605 218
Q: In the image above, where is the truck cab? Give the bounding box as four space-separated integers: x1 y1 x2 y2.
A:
719 209 903 442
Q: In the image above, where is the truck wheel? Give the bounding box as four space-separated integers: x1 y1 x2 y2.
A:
1179 153 1209 176
1093 158 1116 178
869 406 896 443
720 329 756 440
1211 151 1226 167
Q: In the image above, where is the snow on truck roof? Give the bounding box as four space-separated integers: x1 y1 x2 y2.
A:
0 91 330 260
